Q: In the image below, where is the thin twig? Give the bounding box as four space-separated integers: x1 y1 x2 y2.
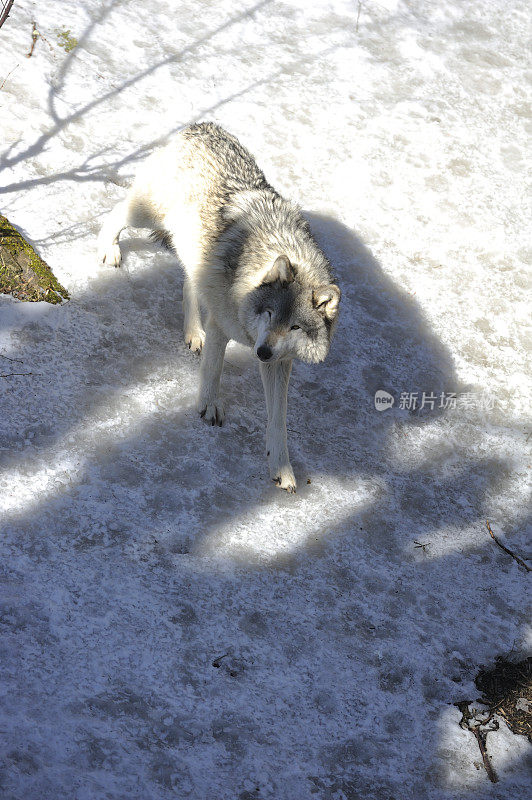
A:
0 63 18 90
486 520 531 572
0 353 23 363
35 24 55 55
455 701 499 784
472 728 498 783
0 372 33 377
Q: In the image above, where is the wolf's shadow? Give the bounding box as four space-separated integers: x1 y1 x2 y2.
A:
2 212 507 558
186 212 505 556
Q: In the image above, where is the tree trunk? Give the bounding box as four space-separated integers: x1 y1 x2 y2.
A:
0 214 69 304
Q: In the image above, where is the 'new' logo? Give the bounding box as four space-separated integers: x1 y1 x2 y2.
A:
374 390 394 411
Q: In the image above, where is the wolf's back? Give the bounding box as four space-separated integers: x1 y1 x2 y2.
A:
181 122 272 197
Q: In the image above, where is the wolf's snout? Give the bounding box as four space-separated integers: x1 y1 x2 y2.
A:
257 345 273 362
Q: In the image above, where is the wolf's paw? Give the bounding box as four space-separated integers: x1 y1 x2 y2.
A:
198 400 225 427
99 243 122 267
271 463 297 494
185 328 205 354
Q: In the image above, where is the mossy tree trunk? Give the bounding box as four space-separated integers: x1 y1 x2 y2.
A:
0 214 69 304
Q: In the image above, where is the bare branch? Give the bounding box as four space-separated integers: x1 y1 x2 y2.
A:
472 727 498 784
486 520 531 572
455 701 499 784
0 1 15 31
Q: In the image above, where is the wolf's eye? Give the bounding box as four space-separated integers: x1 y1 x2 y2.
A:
290 325 300 331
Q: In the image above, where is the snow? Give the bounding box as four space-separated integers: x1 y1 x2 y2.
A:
0 1 530 798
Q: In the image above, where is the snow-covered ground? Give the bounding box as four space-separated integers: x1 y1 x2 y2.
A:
1 1 530 797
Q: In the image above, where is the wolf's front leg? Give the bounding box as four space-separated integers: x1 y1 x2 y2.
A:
197 316 228 426
260 359 296 493
183 277 205 354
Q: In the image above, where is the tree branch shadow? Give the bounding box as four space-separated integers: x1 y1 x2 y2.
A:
0 0 272 173
0 1 357 199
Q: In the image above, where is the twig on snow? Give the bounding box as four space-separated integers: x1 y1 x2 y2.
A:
0 372 33 377
472 726 499 784
455 701 499 784
26 20 38 58
486 520 531 572
0 63 18 90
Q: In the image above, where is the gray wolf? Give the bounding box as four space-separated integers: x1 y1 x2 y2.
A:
97 123 340 492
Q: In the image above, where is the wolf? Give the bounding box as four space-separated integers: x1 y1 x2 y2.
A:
97 123 340 492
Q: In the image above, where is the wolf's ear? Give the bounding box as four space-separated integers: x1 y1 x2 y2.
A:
312 284 341 319
262 255 294 285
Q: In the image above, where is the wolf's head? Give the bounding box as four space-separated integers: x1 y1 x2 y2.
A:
242 255 341 364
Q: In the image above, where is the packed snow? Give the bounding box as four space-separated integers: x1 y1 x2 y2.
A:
0 1 530 798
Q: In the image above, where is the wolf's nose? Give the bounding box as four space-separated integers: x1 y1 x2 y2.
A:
257 345 272 362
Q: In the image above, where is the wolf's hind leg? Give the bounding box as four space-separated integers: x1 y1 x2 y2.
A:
197 316 228 426
97 191 155 267
260 359 296 492
97 199 131 267
183 277 205 354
